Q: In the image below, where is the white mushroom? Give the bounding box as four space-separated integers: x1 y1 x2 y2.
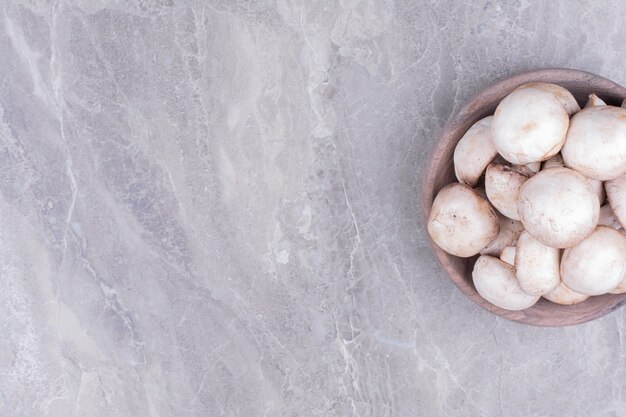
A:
541 153 565 170
499 246 516 265
521 83 580 115
561 226 626 295
480 215 524 256
598 203 622 230
453 116 498 186
543 282 590 305
561 105 626 180
606 173 626 229
472 255 540 310
517 167 599 248
427 183 500 257
585 93 606 108
485 162 529 220
515 231 561 296
492 85 569 164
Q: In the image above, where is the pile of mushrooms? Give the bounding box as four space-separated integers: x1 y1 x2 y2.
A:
428 83 626 310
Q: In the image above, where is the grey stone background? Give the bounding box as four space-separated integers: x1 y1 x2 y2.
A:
1 1 624 416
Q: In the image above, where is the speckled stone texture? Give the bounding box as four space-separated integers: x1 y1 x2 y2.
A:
1 1 625 416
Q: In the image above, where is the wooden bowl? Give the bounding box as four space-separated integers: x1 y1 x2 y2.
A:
422 68 626 327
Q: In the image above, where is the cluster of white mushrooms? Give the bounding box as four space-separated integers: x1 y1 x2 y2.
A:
428 83 626 311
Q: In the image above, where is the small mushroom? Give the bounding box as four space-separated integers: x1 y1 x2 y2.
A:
598 203 622 230
515 231 561 296
492 85 569 164
561 105 626 180
518 167 599 248
585 93 606 108
427 183 500 257
541 153 565 170
521 83 580 115
453 116 498 186
543 282 590 305
499 246 516 265
472 255 540 310
606 173 626 229
561 226 626 295
485 162 529 220
480 215 524 256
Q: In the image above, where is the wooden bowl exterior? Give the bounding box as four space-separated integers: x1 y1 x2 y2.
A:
422 68 626 326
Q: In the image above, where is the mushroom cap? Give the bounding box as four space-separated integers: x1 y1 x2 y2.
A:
472 255 540 311
454 116 498 186
518 167 600 248
541 153 565 170
598 203 622 230
515 231 561 296
492 86 569 164
480 215 524 256
561 226 626 295
543 282 590 305
585 93 606 108
485 162 529 220
427 183 500 257
561 105 626 180
606 173 626 229
499 246 516 265
521 83 580 115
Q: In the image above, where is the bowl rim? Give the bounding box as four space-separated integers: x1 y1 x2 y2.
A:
422 68 626 327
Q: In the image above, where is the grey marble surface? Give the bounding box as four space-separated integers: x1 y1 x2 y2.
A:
1 1 625 416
